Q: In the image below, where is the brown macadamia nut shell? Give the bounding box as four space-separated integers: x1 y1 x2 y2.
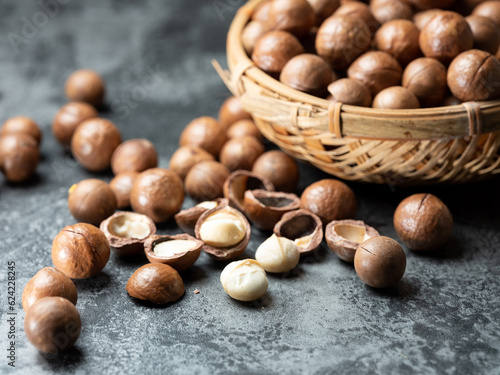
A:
327 78 372 107
111 139 158 175
274 209 323 255
267 0 316 38
0 134 39 183
223 170 275 212
144 234 203 272
109 171 139 209
185 161 230 202
218 96 252 129
402 57 448 107
1 116 41 145
252 150 299 193
219 136 265 171
179 116 227 157
175 198 226 236
65 69 105 107
372 86 420 109
52 102 97 147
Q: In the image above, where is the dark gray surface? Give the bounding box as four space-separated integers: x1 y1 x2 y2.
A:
0 1 499 374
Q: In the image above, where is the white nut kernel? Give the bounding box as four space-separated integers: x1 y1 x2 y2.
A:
255 234 300 273
334 224 370 243
153 240 196 257
196 201 218 210
220 259 268 302
110 216 151 239
199 208 246 247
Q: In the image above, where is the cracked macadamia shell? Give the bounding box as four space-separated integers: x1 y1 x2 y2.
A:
111 139 158 175
126 263 185 304
22 267 78 312
68 179 117 226
220 259 268 301
402 57 447 107
100 211 156 256
144 233 203 272
52 223 110 279
274 209 323 255
175 199 224 236
223 170 274 212
255 234 300 273
325 220 380 262
354 236 406 288
394 193 453 251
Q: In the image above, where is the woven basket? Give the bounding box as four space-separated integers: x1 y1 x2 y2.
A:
214 0 500 185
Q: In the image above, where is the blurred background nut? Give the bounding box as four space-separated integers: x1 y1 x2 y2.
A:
334 2 379 34
1 116 42 145
65 69 105 107
22 267 78 312
413 9 441 30
374 19 421 67
220 259 268 302
325 220 379 262
405 0 456 10
185 161 229 201
52 223 110 279
126 263 185 304
109 171 139 209
252 150 299 193
327 78 372 107
111 139 158 175
68 179 117 226
242 20 271 56
466 15 500 55
179 116 227 157
255 234 300 273
307 0 340 26
227 119 262 140
370 0 413 25
52 102 98 147
144 234 203 272
402 57 448 107
130 168 184 223
219 136 264 171
472 1 500 25
0 134 39 183
218 96 252 130
372 86 420 109
267 0 315 38
71 118 122 172
169 146 214 181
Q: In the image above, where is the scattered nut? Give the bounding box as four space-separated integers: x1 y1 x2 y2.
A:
0 134 39 183
223 170 274 212
372 86 420 109
252 150 299 193
394 193 453 251
144 233 203 272
110 139 158 175
227 119 262 140
325 219 379 262
68 179 117 226
65 69 105 107
274 209 323 255
169 146 215 181
52 223 110 279
185 161 230 202
402 57 447 107
109 171 139 209
243 189 300 231
308 0 340 26
327 78 372 107
243 20 270 55
1 116 41 145
413 9 441 30
52 102 98 147
267 0 315 38
467 15 500 55
218 96 252 129
22 267 77 312
24 297 81 353
126 263 185 304
100 211 156 256
255 234 300 273
354 236 406 288
179 116 227 157
175 199 224 236
219 136 265 171
370 0 413 25
220 259 268 302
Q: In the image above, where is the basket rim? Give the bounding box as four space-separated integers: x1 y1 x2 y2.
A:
224 0 500 141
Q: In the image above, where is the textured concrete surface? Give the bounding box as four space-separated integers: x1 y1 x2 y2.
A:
0 1 499 374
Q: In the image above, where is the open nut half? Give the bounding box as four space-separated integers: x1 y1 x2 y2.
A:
144 233 203 272
325 219 379 262
174 198 225 236
243 189 300 231
100 212 156 256
274 209 323 255
223 170 274 212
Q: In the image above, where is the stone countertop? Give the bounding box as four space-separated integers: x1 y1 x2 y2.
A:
0 1 499 374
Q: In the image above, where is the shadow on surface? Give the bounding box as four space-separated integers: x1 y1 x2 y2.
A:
38 346 83 368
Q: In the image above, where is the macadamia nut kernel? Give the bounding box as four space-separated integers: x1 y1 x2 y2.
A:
220 259 269 302
199 208 247 247
255 234 300 273
154 240 196 257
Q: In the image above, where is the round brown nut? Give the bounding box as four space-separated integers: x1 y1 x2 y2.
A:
68 179 117 226
405 0 456 10
22 267 78 312
144 233 203 272
316 15 371 70
419 11 473 65
52 102 98 147
374 19 422 67
100 211 157 256
354 236 406 288
466 15 500 55
280 54 336 97
372 86 420 109
413 9 441 30
252 31 305 78
0 134 39 183
370 0 413 25
110 139 157 175
394 193 453 251
71 118 121 172
1 116 42 145
185 161 230 202
219 136 265 171
308 0 340 26
169 146 214 181
447 49 500 102
223 170 275 212
65 69 105 107
252 150 299 193
109 171 139 209
24 297 81 353
334 2 379 34
179 116 227 157
472 1 500 26
52 223 110 279
267 0 315 38
175 199 225 236
130 168 184 223
227 119 262 140
300 179 357 224
402 57 448 107
218 96 252 129
126 263 185 304
252 1 271 23
347 51 403 96
273 209 323 255
242 20 270 55
327 78 372 107
325 220 379 262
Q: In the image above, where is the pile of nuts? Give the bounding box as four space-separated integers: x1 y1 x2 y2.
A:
245 0 500 107
21 63 455 354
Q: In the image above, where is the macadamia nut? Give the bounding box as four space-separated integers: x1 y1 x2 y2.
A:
199 208 247 247
255 234 300 273
220 259 269 302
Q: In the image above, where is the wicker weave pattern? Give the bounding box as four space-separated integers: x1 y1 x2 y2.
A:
216 0 500 185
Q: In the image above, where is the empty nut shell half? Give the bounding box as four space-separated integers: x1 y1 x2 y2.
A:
325 220 380 263
100 212 156 256
144 233 203 272
223 170 274 212
195 203 251 262
174 199 225 236
243 189 300 231
274 209 323 255
126 263 185 304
